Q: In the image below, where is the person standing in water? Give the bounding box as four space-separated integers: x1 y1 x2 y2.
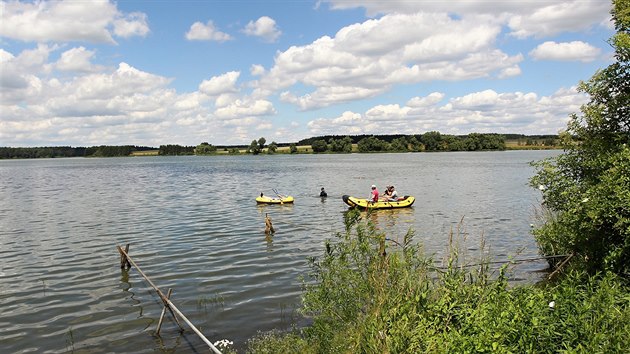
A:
320 187 327 197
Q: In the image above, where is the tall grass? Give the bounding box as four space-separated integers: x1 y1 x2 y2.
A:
247 209 630 353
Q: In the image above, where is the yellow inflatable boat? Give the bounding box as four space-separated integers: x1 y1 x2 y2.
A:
342 195 415 210
256 195 294 204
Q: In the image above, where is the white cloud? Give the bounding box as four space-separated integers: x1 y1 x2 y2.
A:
250 64 266 76
1 45 53 101
0 0 148 44
243 16 281 42
307 111 375 135
280 86 386 111
406 92 445 107
307 88 587 136
55 47 103 73
258 12 520 110
185 20 233 42
198 71 240 96
213 99 276 120
450 90 538 110
0 49 15 63
507 1 610 38
498 65 522 79
0 45 283 147
113 12 150 38
529 41 602 62
365 104 412 121
214 93 240 108
0 40 588 147
323 0 610 38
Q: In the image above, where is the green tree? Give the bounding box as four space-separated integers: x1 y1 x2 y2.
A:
267 141 278 154
407 135 424 151
341 136 353 152
258 137 266 151
530 0 630 277
92 145 134 157
159 144 194 155
440 134 458 151
289 143 298 154
422 131 442 151
328 136 353 153
248 139 261 155
390 137 408 152
357 136 389 152
195 142 217 155
464 133 483 151
311 139 328 153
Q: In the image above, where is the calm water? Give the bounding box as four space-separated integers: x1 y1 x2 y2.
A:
0 151 560 353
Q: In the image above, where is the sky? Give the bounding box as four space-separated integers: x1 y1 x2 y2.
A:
0 0 615 147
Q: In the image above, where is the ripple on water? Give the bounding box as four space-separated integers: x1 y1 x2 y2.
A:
0 151 561 352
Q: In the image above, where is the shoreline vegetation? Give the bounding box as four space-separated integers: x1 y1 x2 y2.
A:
0 133 561 159
243 211 629 353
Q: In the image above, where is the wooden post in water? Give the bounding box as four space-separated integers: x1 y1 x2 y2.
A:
379 236 386 257
118 244 131 269
156 288 173 335
265 213 275 234
116 245 221 354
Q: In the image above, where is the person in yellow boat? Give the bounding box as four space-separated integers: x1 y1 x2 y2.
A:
380 185 392 201
369 184 379 202
388 185 399 201
380 185 399 202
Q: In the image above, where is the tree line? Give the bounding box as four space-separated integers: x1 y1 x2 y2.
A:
193 132 508 156
2 132 538 159
158 144 195 155
307 132 506 153
0 145 154 159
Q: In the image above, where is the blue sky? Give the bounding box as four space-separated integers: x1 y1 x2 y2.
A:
0 0 615 147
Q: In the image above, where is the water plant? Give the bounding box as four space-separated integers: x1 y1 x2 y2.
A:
65 326 75 352
197 293 225 312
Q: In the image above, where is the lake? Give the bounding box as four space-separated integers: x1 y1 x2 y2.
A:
0 150 560 353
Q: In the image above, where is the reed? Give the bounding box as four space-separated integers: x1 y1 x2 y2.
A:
65 327 75 352
197 294 226 312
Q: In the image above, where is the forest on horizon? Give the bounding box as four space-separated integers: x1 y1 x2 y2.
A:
0 133 559 159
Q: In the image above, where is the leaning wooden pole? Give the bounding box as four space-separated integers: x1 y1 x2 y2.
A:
156 288 174 335
117 245 222 354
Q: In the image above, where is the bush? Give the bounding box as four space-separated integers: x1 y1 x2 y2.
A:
247 211 630 353
530 0 630 277
311 139 328 153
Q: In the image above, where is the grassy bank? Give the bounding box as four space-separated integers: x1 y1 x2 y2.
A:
245 210 629 353
130 150 159 156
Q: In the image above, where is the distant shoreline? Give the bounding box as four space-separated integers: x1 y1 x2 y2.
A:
1 144 562 159
1 134 562 159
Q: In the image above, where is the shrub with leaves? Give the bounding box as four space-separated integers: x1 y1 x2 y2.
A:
530 0 630 277
247 210 630 353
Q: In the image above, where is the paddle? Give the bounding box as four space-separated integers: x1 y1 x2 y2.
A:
272 188 284 204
